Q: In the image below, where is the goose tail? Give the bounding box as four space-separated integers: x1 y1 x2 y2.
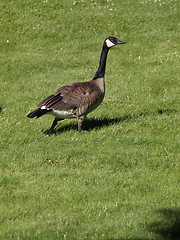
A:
27 107 51 119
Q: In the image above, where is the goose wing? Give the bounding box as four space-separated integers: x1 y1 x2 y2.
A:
37 81 95 110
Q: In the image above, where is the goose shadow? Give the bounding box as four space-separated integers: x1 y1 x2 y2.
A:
44 107 174 135
83 115 131 131
44 114 132 135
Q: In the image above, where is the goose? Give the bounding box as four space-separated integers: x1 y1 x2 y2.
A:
27 36 125 135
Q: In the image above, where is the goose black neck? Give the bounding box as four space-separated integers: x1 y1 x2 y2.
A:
93 44 109 80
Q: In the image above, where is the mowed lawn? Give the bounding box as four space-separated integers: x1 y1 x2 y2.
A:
0 0 179 239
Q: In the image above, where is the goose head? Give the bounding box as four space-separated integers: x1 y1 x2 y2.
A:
105 36 126 48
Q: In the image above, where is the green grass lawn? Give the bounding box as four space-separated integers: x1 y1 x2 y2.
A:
0 0 179 239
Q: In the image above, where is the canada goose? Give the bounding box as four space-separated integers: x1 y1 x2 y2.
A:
27 36 125 135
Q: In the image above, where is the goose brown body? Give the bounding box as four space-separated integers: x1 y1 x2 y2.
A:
37 77 105 117
27 36 125 135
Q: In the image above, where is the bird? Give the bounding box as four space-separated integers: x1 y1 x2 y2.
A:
27 36 126 135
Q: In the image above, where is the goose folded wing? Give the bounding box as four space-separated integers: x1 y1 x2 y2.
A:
37 82 93 110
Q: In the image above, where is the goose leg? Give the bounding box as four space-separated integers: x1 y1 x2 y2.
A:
78 116 85 132
46 119 57 136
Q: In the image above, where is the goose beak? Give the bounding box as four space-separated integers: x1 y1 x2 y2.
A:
117 40 126 44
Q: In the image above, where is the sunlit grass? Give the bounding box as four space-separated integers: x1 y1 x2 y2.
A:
0 0 179 239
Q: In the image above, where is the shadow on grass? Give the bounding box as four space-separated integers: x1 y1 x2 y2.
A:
147 208 180 240
0 107 2 114
107 208 180 240
83 115 131 131
43 107 177 135
44 114 132 135
108 239 149 240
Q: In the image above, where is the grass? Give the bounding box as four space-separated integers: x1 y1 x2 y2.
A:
0 0 179 239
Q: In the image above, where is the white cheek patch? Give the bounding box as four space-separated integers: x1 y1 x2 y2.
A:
105 39 115 48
